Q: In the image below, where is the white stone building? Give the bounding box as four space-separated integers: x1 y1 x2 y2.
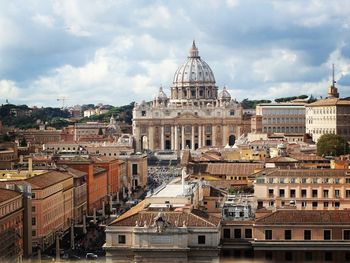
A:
132 41 249 152
251 103 306 134
305 83 350 142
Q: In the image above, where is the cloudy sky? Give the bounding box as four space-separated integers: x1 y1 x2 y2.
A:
1 0 350 107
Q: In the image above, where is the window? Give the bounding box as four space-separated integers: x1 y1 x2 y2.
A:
323 178 329 184
334 178 340 184
279 178 285 184
334 190 340 198
312 189 318 198
334 202 340 208
256 178 265 184
344 230 350 240
234 229 241 239
312 178 318 184
223 228 230 239
346 178 350 184
312 202 318 208
323 190 329 198
268 189 274 198
198 235 206 244
245 228 252 239
32 230 36 237
346 190 350 198
285 230 292 240
304 230 312 240
279 189 285 198
265 230 272 240
132 164 138 175
118 235 126 244
230 110 235 116
32 217 36 225
290 189 296 198
290 178 296 184
31 193 36 199
324 202 329 208
32 206 35 212
301 178 307 184
268 178 274 184
302 201 307 208
141 110 146 116
324 230 331 240
301 189 307 197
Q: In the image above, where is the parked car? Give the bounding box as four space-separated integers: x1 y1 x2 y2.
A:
86 253 98 259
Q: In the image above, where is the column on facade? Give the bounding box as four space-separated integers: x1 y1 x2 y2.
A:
202 125 206 147
161 126 165 150
181 125 186 150
212 125 216 147
171 126 174 150
222 125 228 146
149 126 154 150
198 125 202 148
174 125 179 151
191 125 195 150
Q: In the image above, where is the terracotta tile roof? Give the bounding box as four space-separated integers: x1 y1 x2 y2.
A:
65 167 87 178
307 98 350 107
206 163 264 176
91 156 118 163
110 208 220 227
255 168 350 177
256 210 350 225
289 153 327 161
265 157 298 163
0 189 21 204
93 167 106 175
25 171 72 189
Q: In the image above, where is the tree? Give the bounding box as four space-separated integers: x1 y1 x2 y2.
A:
316 134 349 157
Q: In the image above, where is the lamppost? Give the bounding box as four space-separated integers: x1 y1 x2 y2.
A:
55 230 63 262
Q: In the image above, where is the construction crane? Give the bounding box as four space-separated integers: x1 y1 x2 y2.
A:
57 96 70 109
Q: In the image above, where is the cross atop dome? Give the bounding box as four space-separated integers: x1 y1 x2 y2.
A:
188 40 199 58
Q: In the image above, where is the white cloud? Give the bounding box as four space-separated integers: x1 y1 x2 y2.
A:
226 0 239 8
0 80 20 100
135 5 171 28
31 14 55 28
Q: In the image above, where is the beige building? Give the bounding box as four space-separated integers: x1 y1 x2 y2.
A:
254 168 350 210
104 177 221 263
305 82 350 142
133 42 249 152
252 103 306 134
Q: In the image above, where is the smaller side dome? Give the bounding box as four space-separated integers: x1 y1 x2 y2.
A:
218 87 231 101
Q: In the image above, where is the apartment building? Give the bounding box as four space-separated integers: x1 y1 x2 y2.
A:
0 189 23 262
252 103 306 134
254 168 350 210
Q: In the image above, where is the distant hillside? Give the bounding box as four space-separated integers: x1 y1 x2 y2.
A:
79 102 134 124
0 104 70 129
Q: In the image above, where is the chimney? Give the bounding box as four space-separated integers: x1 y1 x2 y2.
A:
28 158 33 177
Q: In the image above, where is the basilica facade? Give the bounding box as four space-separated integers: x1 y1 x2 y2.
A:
133 41 250 152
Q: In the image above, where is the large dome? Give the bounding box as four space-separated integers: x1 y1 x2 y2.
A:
172 41 215 85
